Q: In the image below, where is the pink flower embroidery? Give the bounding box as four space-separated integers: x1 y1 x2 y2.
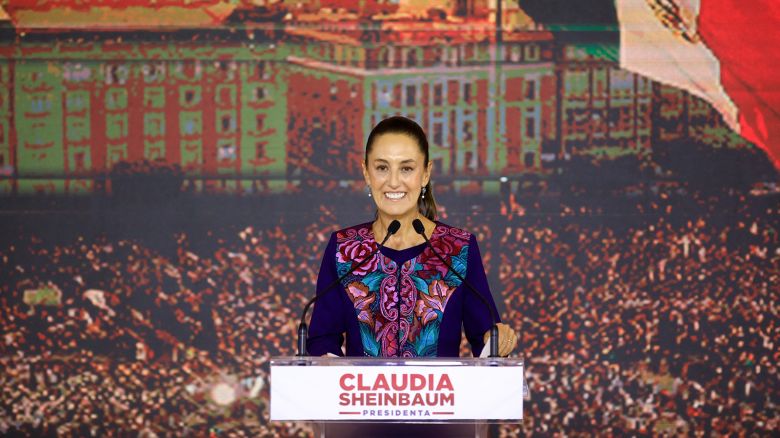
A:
337 239 378 276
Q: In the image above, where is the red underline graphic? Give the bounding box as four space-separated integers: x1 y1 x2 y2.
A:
432 412 454 415
339 412 361 415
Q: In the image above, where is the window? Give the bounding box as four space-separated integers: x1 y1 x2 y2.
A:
256 114 265 131
142 62 165 83
525 80 537 100
609 108 622 128
145 146 163 161
144 113 165 138
105 89 127 110
66 117 89 142
64 63 91 83
433 83 443 106
433 47 444 65
257 61 269 80
525 116 536 139
449 47 460 66
144 88 165 109
66 91 87 113
405 85 417 107
524 152 535 168
378 84 392 107
463 82 473 104
105 64 128 85
181 112 202 136
525 44 540 62
433 122 444 146
255 86 267 101
510 45 522 63
106 114 128 140
465 151 475 172
432 158 443 174
463 120 474 142
565 70 589 95
406 48 418 67
221 115 234 132
185 90 195 104
218 143 236 162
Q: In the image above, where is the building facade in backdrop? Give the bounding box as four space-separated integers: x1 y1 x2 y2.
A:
284 8 555 192
0 0 747 195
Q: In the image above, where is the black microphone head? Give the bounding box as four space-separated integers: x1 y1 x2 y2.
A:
388 220 401 235
412 219 425 235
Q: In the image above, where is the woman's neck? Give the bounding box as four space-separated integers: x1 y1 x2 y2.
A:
374 213 433 250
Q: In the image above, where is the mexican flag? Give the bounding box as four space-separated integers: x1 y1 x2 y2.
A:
616 0 780 168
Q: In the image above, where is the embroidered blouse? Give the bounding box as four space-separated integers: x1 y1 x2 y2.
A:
307 221 500 358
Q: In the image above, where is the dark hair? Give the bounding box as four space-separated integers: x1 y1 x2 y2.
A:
365 116 438 221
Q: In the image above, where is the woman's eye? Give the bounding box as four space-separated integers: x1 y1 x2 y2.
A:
402 167 414 172
376 165 388 172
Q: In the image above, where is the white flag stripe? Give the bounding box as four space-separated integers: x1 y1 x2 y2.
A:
617 0 740 131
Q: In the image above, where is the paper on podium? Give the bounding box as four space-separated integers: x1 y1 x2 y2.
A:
479 337 492 358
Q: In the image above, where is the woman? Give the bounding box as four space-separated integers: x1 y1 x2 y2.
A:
307 116 517 357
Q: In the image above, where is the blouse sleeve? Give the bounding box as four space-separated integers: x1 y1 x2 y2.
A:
306 232 348 356
462 233 502 357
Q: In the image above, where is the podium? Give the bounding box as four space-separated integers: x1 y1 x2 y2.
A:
270 356 528 438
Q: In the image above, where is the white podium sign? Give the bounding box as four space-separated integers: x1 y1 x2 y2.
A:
270 357 524 422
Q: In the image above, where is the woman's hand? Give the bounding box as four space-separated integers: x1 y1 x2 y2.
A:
483 323 518 357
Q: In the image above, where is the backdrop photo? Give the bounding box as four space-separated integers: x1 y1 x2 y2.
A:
0 1 778 436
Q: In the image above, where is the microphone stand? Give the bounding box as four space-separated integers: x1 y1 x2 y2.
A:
412 219 501 357
296 220 400 357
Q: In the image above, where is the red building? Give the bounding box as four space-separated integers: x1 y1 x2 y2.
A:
284 9 555 193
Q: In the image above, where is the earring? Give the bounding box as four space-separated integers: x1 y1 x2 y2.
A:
421 186 426 199
366 187 372 198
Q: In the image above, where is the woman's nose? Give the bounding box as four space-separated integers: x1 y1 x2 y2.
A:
388 169 401 187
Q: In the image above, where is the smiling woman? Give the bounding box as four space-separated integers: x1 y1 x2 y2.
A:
307 116 518 358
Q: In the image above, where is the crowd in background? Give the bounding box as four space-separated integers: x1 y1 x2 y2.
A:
0 184 777 436
489 186 778 436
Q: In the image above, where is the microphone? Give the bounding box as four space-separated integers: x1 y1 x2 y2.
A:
297 220 400 356
412 219 501 357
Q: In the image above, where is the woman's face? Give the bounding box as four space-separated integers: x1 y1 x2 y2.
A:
362 133 432 219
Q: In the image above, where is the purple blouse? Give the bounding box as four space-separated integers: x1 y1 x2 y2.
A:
307 221 500 358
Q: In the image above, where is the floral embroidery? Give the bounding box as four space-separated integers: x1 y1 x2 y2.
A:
336 223 470 357
337 238 378 276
